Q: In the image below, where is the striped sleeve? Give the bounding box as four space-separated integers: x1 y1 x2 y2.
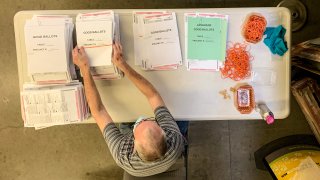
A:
154 106 180 133
103 123 125 166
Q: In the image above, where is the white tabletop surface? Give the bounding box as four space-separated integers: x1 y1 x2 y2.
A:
14 8 291 122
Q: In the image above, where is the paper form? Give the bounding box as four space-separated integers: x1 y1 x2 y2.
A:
185 13 228 71
76 11 123 80
20 82 89 129
133 11 167 66
187 17 223 60
24 15 75 83
143 13 182 68
76 20 113 66
24 25 68 74
133 11 182 70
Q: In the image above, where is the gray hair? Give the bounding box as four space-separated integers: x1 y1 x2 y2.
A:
135 128 167 162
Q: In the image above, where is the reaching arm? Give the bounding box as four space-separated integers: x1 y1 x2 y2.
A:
112 43 165 111
72 46 113 132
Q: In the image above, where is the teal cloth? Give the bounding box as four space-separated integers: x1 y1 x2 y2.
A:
263 25 288 56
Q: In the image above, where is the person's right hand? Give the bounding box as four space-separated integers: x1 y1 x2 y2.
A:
112 42 126 70
72 46 90 71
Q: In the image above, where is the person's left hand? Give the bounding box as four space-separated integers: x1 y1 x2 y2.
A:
72 46 90 71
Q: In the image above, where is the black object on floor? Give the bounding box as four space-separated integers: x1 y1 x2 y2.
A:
254 134 319 170
254 134 320 179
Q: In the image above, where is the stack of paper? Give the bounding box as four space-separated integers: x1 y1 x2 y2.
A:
24 15 76 84
20 81 89 130
133 11 182 70
76 11 123 80
185 13 228 71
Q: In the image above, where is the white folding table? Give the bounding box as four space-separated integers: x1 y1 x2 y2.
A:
14 8 291 122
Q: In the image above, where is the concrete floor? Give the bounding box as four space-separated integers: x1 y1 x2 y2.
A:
1 0 319 180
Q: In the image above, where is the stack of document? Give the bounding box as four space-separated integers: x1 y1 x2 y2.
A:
185 13 228 71
133 11 182 70
76 11 123 80
24 15 76 84
20 81 89 130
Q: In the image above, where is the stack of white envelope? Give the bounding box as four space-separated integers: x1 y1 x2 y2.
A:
76 11 123 80
24 15 76 84
133 11 182 70
20 81 89 130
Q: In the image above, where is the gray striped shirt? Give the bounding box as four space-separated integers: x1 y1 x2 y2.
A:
103 106 185 177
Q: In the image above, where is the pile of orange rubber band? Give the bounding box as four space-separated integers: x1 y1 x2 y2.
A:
220 43 252 81
242 14 267 44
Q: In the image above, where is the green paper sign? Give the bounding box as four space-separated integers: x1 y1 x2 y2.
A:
187 16 227 61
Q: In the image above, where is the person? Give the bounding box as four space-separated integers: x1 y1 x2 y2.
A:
72 43 185 177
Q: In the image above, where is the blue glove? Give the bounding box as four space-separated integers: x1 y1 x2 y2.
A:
263 25 288 56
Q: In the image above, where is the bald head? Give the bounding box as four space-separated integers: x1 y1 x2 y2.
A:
133 120 167 162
